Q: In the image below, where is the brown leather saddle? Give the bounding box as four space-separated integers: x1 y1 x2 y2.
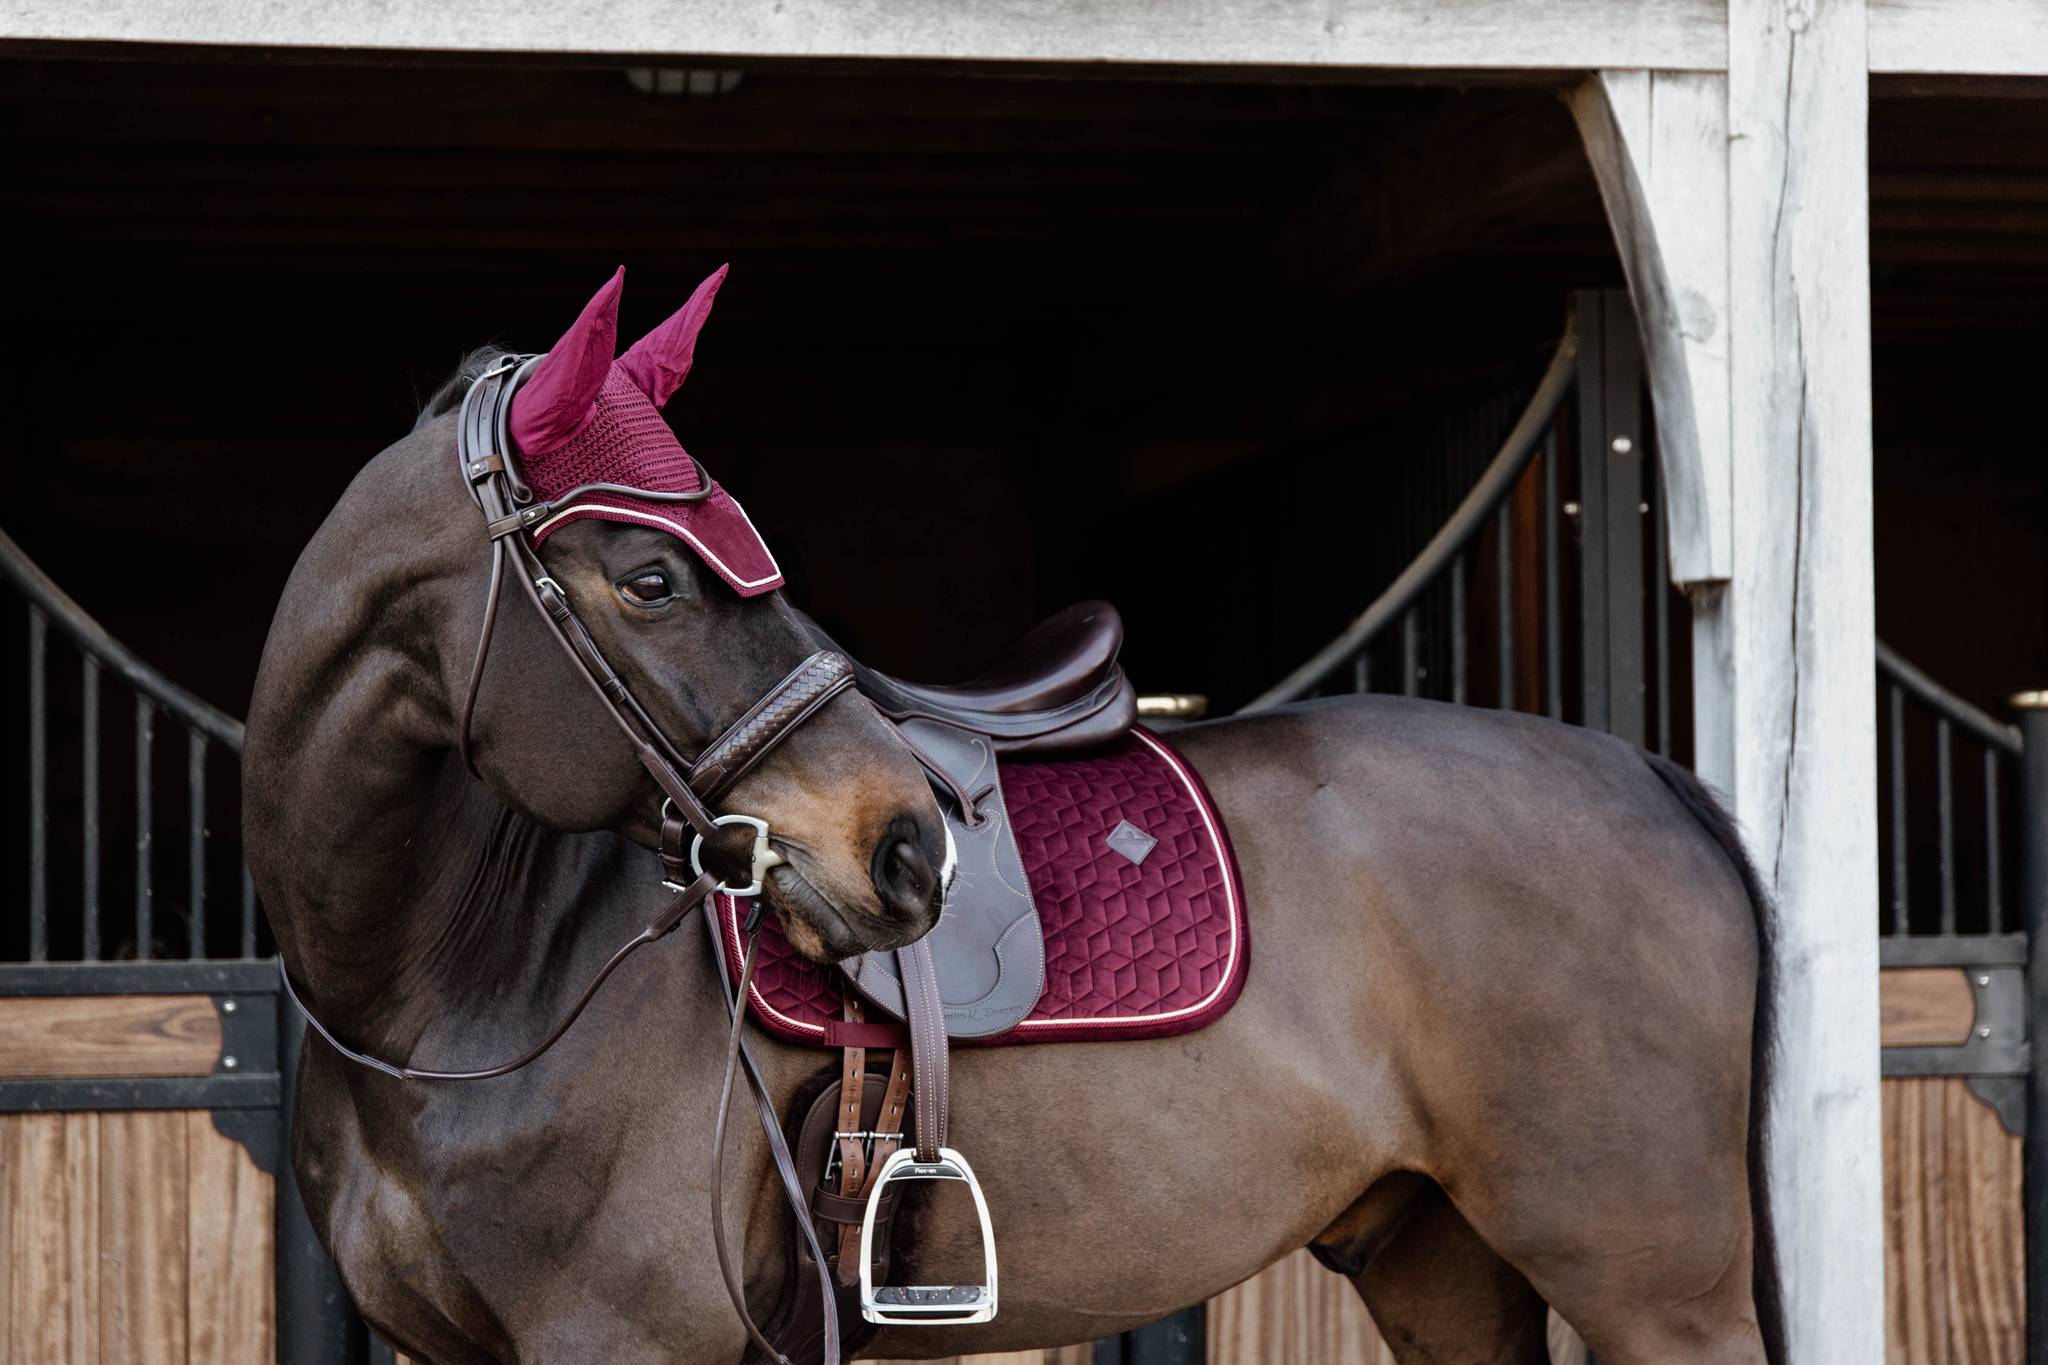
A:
754 603 1137 1362
809 601 1135 1041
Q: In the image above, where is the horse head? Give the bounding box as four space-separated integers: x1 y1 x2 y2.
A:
462 266 950 960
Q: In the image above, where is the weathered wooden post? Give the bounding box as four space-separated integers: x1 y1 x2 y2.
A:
2013 692 2048 1361
1573 2 1884 1357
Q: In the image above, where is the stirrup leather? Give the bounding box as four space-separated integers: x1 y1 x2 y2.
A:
857 1146 999 1324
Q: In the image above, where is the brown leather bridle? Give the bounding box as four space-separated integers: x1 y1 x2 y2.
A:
278 353 856 1365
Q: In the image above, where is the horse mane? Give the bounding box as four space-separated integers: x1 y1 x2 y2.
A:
414 346 514 433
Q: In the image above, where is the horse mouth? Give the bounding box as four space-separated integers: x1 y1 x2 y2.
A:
766 856 928 962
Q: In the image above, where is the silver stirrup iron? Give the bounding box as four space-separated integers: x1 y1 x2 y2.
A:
858 1146 999 1325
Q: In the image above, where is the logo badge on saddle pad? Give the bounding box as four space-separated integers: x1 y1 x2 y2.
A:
1104 819 1157 865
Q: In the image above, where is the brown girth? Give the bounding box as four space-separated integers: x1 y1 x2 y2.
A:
276 354 877 1365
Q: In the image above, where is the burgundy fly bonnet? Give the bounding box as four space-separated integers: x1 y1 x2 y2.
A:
507 266 782 596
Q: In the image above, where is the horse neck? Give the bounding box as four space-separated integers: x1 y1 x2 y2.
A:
245 421 570 1042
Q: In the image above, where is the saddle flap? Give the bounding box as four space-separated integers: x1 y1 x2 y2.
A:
844 719 1046 1039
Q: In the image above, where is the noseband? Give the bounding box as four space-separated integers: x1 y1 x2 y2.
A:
277 353 856 1365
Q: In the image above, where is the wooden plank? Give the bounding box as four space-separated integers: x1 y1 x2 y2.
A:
1570 69 1732 587
1942 1080 2022 1365
1869 0 2048 76
1719 1 1885 1360
1882 969 1979 1047
184 1112 274 1365
0 997 221 1079
1885 1077 1951 1365
97 1112 188 1365
6 1112 102 1365
1207 1249 1389 1364
0 1119 14 1361
0 0 1728 73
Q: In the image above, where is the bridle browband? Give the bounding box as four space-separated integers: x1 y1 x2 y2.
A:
277 353 858 1365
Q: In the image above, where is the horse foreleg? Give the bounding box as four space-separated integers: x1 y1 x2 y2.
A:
1347 1183 1550 1365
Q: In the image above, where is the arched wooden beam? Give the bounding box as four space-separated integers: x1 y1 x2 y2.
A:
1569 70 1732 588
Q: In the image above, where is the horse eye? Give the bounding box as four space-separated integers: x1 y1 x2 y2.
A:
618 569 672 606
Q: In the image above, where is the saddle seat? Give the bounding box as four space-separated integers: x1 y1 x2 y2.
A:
805 601 1136 756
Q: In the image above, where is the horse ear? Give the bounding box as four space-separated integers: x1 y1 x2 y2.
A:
618 264 728 409
509 267 623 456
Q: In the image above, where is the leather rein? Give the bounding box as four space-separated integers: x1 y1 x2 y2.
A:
277 354 852 1365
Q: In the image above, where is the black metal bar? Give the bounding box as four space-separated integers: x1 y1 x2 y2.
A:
242 864 259 958
1879 641 2022 754
0 527 244 751
1939 717 1956 935
30 604 48 961
1496 511 1514 710
1240 322 1580 712
1569 291 1648 745
1653 477 1671 756
0 958 278 995
1351 651 1371 696
0 1075 281 1113
279 998 367 1365
83 654 100 961
190 731 207 959
1575 295 1611 734
136 698 154 960
1543 429 1562 721
1450 556 1468 705
1401 612 1419 698
2012 697 2048 1365
1988 750 2004 935
1880 934 2029 968
1890 685 1908 937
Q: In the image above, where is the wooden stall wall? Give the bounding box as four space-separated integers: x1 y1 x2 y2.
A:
0 1111 273 1364
1884 1080 2025 1365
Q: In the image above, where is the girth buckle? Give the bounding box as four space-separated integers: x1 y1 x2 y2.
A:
858 1146 999 1325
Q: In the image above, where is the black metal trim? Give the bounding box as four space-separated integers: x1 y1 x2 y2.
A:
1096 1308 1205 1365
1878 935 2028 967
213 991 278 1079
1881 962 2029 1087
0 1074 280 1111
211 1108 281 1176
1882 1042 2030 1079
2010 702 2047 1364
1969 1077 2028 1138
0 958 279 995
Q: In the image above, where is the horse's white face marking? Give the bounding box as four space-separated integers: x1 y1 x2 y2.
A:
940 823 959 895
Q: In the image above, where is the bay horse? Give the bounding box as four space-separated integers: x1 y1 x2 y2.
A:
245 269 1786 1364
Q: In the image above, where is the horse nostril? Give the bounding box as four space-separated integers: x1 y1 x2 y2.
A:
871 816 938 921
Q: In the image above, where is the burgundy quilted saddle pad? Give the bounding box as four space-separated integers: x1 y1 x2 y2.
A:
715 727 1249 1047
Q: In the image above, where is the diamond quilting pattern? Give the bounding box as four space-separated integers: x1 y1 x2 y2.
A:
722 728 1248 1047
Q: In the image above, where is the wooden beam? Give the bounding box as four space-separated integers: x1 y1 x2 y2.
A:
1869 0 2048 77
0 996 222 1079
1716 1 1884 1360
1570 70 1732 586
2 0 1727 72
14 2 2048 83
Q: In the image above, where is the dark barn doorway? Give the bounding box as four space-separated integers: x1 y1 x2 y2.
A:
0 53 1614 727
